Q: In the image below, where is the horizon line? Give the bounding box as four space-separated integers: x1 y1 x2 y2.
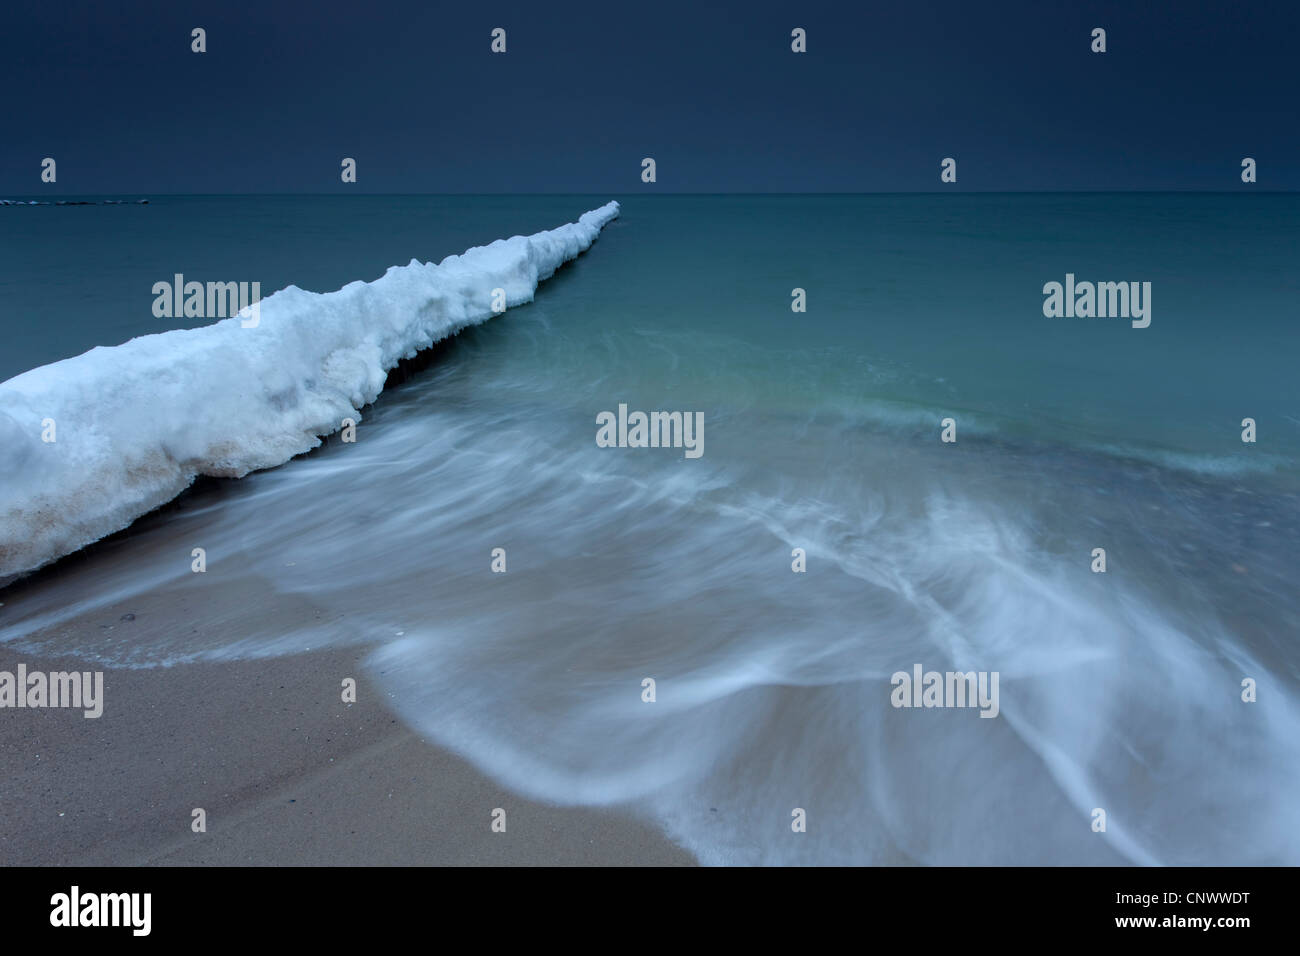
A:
2 189 1295 198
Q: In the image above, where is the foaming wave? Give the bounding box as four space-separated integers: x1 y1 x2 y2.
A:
3 375 1296 864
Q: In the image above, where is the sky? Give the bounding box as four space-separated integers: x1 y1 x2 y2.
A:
1 0 1296 193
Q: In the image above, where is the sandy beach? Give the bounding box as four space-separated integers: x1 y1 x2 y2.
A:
0 618 693 866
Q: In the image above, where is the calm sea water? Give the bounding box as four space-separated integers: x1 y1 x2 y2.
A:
3 194 1298 463
2 194 1297 864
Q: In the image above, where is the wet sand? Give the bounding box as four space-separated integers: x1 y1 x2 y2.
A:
0 627 693 866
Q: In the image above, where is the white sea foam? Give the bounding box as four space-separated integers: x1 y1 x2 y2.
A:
4 384 1296 864
0 202 619 581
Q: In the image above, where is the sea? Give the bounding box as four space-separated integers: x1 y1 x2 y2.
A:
1 193 1297 864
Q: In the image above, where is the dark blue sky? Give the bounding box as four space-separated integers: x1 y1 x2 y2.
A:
3 0 1296 193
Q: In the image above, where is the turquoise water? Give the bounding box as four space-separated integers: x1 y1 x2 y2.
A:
2 194 1298 864
4 194 1297 467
